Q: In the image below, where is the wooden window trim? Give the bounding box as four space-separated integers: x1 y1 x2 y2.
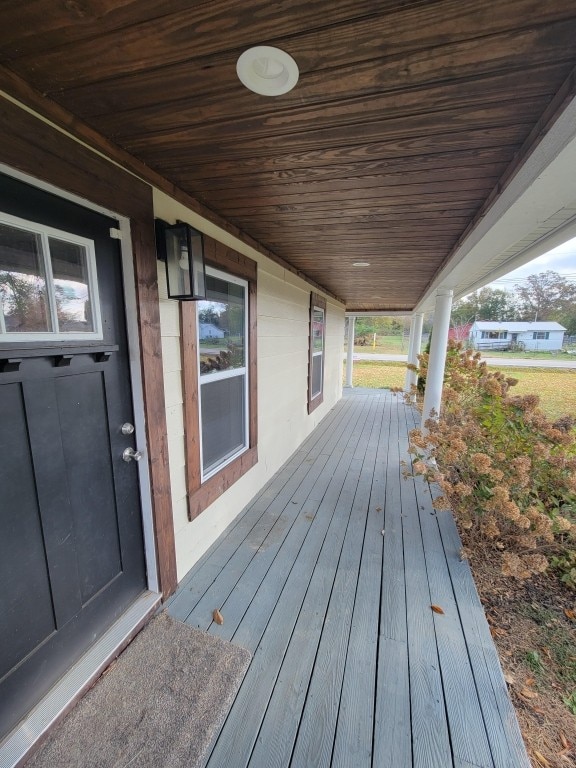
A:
181 237 258 521
307 292 326 414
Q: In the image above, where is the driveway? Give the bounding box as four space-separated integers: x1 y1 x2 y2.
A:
345 352 576 369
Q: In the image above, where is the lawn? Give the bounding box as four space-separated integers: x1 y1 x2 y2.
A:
345 361 576 419
344 334 574 360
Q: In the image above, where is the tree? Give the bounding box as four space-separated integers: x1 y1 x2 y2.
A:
198 305 220 326
451 286 516 325
513 271 576 327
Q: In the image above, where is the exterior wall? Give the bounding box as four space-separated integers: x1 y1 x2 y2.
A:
154 189 345 579
517 330 564 351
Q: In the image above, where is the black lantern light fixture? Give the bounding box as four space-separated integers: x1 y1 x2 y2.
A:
155 219 206 300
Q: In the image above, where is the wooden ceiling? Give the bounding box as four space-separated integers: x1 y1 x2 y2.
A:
1 0 576 310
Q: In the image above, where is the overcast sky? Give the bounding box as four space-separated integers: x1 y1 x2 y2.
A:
488 236 576 289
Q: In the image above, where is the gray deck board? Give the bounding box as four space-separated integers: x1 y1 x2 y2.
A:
167 390 529 768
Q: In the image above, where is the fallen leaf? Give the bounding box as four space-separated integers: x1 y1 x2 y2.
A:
375 507 382 512
525 677 535 686
559 733 570 750
459 547 469 561
212 608 224 625
504 673 515 686
490 626 507 638
533 750 551 767
520 687 538 699
532 706 545 716
564 608 576 621
431 605 445 615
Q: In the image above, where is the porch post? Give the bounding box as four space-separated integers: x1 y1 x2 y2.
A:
421 288 453 427
404 312 424 397
345 315 355 387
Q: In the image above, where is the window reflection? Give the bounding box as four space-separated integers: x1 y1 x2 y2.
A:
0 223 52 333
198 274 245 374
49 237 94 333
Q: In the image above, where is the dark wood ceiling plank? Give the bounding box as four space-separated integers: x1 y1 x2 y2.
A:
83 25 576 138
196 177 499 208
0 1 208 59
3 0 420 86
152 126 526 174
172 150 512 191
102 64 564 149
7 0 575 93
129 103 542 165
195 174 504 205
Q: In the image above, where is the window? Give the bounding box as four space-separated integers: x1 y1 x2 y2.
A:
533 331 549 340
181 238 257 520
0 212 101 342
308 293 326 414
198 268 248 481
481 330 507 339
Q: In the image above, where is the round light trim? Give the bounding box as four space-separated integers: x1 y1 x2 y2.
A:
352 261 371 267
237 46 299 96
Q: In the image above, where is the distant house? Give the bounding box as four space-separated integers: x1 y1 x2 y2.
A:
199 322 225 339
469 321 566 351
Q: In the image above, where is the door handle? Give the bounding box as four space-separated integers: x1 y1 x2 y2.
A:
122 447 143 462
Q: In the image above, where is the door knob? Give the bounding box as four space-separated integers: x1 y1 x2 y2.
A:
122 447 143 462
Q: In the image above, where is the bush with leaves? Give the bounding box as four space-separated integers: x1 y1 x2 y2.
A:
408 341 576 583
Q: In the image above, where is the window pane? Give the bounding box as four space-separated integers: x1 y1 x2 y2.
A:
311 354 323 398
198 274 245 374
0 223 52 333
201 375 246 475
49 237 95 333
312 307 325 351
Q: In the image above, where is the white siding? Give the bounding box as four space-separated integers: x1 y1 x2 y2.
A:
518 330 565 351
154 189 345 580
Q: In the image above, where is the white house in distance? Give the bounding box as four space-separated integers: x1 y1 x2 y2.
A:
469 321 566 351
198 322 225 340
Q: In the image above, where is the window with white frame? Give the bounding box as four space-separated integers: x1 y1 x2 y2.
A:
533 331 549 340
481 330 507 339
0 212 101 342
197 267 248 480
308 293 326 414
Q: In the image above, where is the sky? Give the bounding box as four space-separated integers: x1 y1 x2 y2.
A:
487 236 576 290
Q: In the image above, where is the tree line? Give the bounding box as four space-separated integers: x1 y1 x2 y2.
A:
451 271 576 335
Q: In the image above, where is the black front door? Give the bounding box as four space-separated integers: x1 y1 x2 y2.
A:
0 174 146 738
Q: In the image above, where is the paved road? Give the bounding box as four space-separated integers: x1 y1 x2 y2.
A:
345 352 576 369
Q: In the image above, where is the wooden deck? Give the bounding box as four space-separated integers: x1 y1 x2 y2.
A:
167 390 529 768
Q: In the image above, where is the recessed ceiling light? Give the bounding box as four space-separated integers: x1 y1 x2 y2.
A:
352 262 371 267
237 46 299 96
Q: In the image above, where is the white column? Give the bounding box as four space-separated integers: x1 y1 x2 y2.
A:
421 289 453 427
404 312 424 396
345 316 355 388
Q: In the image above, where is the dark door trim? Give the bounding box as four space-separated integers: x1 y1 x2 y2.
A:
0 95 176 597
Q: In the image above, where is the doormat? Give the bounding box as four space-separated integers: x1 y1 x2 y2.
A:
26 613 251 768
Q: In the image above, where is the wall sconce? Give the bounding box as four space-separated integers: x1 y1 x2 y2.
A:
155 219 206 300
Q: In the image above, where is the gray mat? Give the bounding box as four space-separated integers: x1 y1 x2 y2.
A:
27 613 251 768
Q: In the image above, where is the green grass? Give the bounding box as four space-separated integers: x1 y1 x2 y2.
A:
345 361 576 419
344 334 575 360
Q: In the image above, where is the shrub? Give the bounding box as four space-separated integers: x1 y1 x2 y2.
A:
408 341 576 581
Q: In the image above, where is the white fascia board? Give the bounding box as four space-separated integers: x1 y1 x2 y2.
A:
415 94 576 313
